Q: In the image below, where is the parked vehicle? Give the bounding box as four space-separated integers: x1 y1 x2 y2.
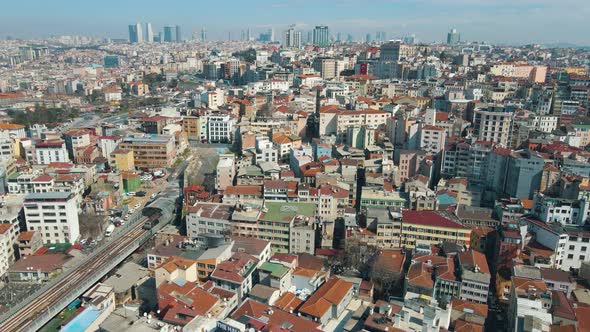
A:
105 225 115 237
126 192 136 196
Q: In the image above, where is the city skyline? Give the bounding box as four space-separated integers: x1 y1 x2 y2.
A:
1 0 590 45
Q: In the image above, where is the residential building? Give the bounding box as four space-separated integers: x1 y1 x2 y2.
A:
118 135 176 169
299 276 354 326
23 192 79 244
457 250 490 304
472 105 513 146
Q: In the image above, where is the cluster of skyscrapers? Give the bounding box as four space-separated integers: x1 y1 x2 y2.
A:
128 23 182 43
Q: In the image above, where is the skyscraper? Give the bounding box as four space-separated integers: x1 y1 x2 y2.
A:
145 23 154 43
283 26 301 48
163 26 174 42
201 27 207 42
246 28 251 41
128 23 143 43
128 25 138 43
447 28 460 45
175 25 182 42
312 25 330 47
135 23 143 43
365 33 372 43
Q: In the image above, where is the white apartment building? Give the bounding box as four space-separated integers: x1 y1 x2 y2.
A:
24 192 80 244
522 217 590 271
528 115 558 133
254 136 278 164
0 222 19 277
0 138 13 161
8 173 54 194
35 141 69 165
98 136 121 162
206 114 234 143
508 277 552 332
419 125 446 154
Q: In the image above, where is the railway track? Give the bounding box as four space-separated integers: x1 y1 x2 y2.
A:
0 220 148 332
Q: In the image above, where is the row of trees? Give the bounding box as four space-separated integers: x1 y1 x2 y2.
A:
8 104 79 127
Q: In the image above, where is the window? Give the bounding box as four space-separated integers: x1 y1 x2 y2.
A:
568 254 574 259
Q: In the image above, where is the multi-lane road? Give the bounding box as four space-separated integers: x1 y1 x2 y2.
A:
0 218 151 332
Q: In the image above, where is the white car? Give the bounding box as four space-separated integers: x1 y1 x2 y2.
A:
127 192 136 196
134 204 140 209
150 193 157 199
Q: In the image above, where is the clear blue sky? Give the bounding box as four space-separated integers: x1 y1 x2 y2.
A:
2 0 589 45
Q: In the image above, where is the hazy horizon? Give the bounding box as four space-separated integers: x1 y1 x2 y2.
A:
2 0 590 45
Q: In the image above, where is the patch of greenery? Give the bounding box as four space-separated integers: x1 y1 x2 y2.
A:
7 104 79 127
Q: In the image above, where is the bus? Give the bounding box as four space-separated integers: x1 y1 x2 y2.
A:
105 224 115 237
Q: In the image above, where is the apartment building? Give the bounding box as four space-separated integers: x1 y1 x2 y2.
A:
23 192 79 244
457 250 490 304
216 154 236 193
206 113 234 143
118 134 176 169
0 223 19 277
472 106 513 146
35 140 69 165
419 125 446 154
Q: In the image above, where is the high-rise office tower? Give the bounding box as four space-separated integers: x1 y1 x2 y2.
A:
128 23 143 43
135 23 143 43
163 26 174 42
201 27 207 41
270 28 274 42
128 25 137 43
313 25 330 47
283 25 301 48
347 34 354 42
145 23 154 43
336 32 341 42
447 28 460 45
365 33 372 43
246 28 251 41
175 25 182 42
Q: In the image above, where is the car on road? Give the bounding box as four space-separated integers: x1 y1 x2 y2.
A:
150 193 157 199
136 191 147 197
113 221 122 227
126 192 136 196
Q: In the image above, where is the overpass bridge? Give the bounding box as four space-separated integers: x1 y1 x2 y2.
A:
0 185 180 332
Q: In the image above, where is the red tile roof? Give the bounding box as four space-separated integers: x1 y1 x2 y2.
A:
299 277 352 318
232 299 321 332
402 210 467 229
458 250 490 274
